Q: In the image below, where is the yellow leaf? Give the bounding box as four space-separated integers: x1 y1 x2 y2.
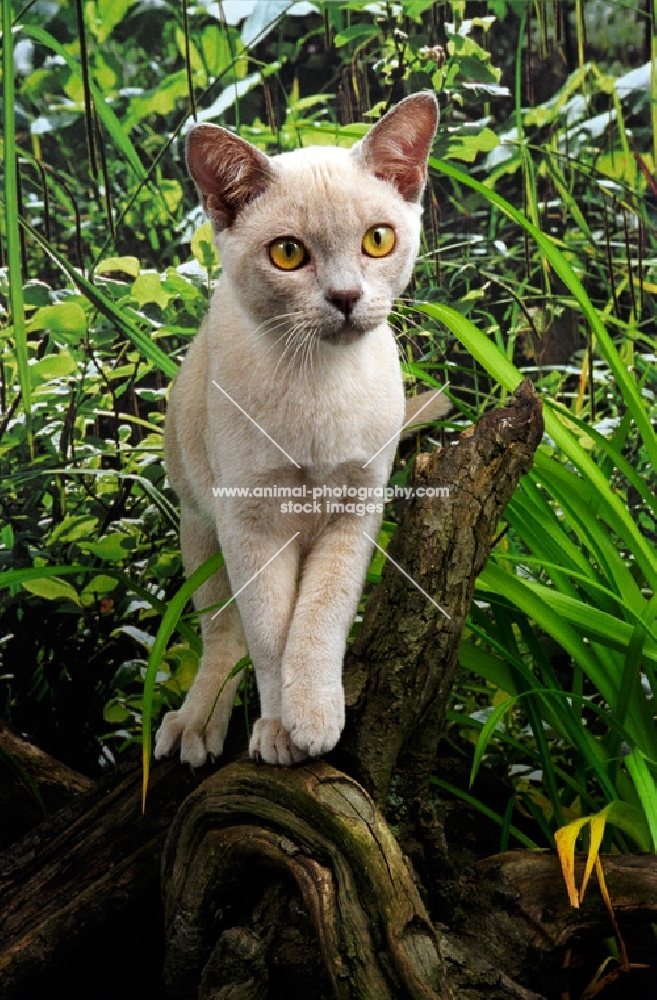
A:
554 816 590 908
580 808 607 903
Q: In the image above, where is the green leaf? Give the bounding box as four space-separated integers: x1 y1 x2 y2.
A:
104 699 130 724
30 352 78 384
49 516 99 545
17 216 178 377
131 273 173 310
0 564 200 655
78 533 135 562
458 639 518 696
80 575 119 604
470 696 515 786
28 303 87 344
88 0 135 44
625 749 657 850
96 256 141 279
22 576 81 606
446 126 499 163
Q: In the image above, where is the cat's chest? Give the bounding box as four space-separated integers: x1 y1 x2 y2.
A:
207 324 404 478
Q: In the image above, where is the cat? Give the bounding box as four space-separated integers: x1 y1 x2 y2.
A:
154 91 449 768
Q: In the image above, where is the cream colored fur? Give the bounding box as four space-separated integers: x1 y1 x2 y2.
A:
155 93 448 767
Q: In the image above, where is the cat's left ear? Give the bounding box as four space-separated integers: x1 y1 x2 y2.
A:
353 92 439 202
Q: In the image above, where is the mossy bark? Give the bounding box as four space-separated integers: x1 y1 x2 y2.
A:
161 762 444 1000
336 379 544 805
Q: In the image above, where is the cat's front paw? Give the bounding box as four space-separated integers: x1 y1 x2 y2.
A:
249 718 308 766
154 694 231 768
282 685 345 757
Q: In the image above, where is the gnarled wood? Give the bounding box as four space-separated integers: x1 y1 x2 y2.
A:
0 756 203 998
161 761 445 1000
337 379 544 804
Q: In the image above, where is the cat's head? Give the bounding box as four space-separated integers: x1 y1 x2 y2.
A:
186 93 438 345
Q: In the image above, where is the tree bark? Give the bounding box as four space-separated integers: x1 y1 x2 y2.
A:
335 378 544 805
0 720 93 850
0 756 202 997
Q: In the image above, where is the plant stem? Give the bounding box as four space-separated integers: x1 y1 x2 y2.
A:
2 0 32 455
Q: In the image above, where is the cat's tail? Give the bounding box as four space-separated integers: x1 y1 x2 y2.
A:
401 388 451 439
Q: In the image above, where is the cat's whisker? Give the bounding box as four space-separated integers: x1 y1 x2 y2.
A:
287 324 314 373
252 310 305 337
389 317 425 363
298 325 319 392
272 321 308 382
389 306 445 363
285 332 315 388
258 313 308 359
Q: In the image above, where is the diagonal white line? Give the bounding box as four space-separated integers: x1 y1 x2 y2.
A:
363 531 451 620
212 379 301 469
210 532 301 620
362 381 450 469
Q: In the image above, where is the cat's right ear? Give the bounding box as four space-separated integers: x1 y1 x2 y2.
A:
186 124 273 230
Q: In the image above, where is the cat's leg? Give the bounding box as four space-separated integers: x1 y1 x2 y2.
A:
281 512 379 756
154 504 247 767
218 520 307 766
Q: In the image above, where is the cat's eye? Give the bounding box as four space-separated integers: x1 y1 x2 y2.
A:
362 225 395 258
268 238 308 271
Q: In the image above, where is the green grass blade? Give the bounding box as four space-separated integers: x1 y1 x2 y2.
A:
479 564 657 759
544 399 657 521
416 302 657 593
427 158 657 471
451 710 599 809
415 301 522 392
2 0 31 450
625 749 657 850
531 452 652 606
464 618 616 795
21 24 147 186
470 695 515 786
458 640 519 697
543 413 657 593
141 552 225 810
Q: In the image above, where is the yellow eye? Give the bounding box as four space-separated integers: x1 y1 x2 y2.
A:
362 225 395 258
268 238 307 270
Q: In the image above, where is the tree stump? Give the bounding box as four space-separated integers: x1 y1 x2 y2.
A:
161 762 444 999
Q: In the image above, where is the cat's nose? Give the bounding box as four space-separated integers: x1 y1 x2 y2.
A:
327 288 362 320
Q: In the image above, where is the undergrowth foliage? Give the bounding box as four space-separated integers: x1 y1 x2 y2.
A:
0 1 655 851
